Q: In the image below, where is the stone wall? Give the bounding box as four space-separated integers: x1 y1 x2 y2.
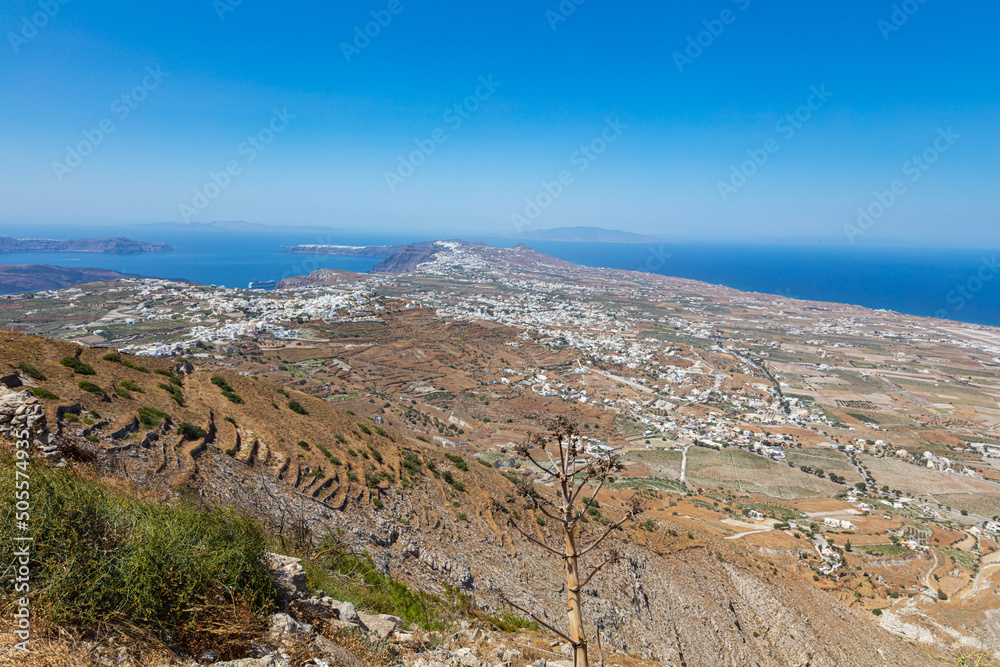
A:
0 387 62 464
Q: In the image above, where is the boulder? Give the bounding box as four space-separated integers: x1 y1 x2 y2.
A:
338 601 360 624
266 553 307 608
357 612 402 639
267 612 312 645
294 596 342 622
312 635 364 667
452 647 481 667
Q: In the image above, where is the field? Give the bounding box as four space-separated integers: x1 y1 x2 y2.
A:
931 493 1000 519
783 449 864 485
625 448 844 499
860 455 1000 496
625 449 683 479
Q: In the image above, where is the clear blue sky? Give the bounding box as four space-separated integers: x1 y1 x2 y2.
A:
1 0 997 245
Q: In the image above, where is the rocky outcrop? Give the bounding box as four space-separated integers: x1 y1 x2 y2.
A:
0 387 61 464
0 264 152 294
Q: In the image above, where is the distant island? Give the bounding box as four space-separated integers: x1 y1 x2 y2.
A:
515 226 666 244
137 221 348 233
0 237 174 254
0 264 148 293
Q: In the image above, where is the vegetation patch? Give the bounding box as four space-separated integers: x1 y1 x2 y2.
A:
158 382 184 406
138 406 170 428
177 422 207 441
60 357 96 376
0 463 274 658
78 381 103 395
17 362 46 381
301 536 465 632
30 387 59 400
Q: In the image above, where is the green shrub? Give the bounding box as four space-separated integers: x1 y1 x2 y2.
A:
123 360 150 373
119 380 143 393
288 400 308 415
300 535 462 632
222 391 244 404
31 387 59 400
358 424 371 435
177 422 207 441
457 513 468 522
480 612 538 633
138 406 170 428
445 453 468 471
78 381 103 394
114 386 132 399
102 352 122 363
154 369 173 377
64 413 80 423
0 463 274 656
402 452 422 476
17 362 46 381
298 440 311 450
158 383 184 406
61 357 96 376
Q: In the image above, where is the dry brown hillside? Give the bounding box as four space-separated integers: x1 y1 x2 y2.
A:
0 329 951 666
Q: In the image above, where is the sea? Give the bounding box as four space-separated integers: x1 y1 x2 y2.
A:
2 224 999 328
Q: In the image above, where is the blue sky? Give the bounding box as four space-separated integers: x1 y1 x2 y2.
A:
1 0 997 245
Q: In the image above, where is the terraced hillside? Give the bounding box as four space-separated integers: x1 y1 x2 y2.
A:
0 328 951 666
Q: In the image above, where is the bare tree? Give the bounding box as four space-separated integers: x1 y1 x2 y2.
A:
494 417 640 667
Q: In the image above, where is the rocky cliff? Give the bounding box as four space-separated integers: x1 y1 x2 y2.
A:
0 236 174 254
0 264 148 293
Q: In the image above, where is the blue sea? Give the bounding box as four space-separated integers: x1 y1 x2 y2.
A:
2 224 998 328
